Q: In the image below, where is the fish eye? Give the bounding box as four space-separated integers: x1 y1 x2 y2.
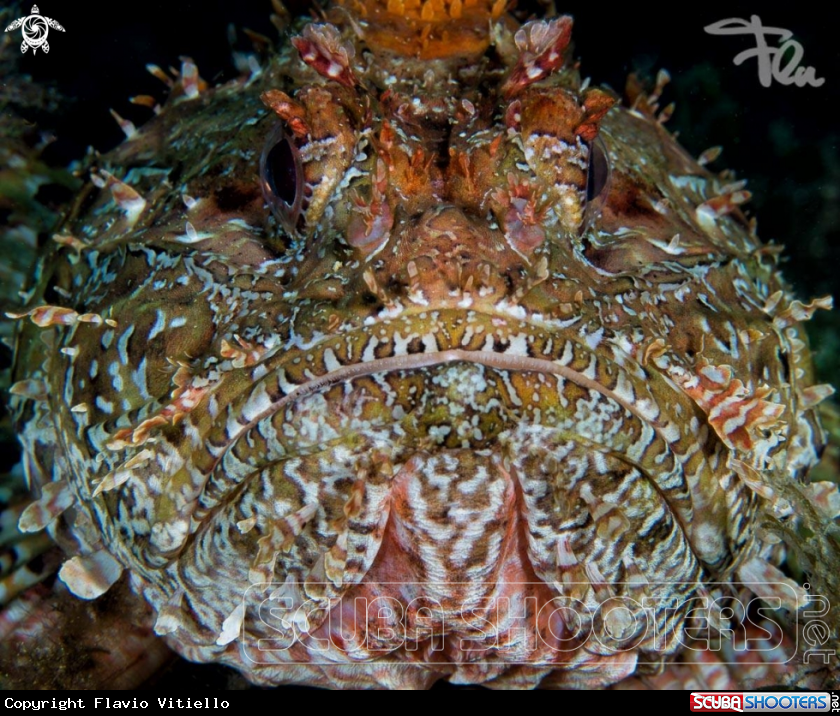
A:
581 137 611 232
260 123 303 230
586 137 610 203
266 138 297 206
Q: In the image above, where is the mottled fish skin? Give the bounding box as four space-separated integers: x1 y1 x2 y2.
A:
8 0 839 689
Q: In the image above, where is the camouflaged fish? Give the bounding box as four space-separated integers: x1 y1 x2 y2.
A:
6 0 840 690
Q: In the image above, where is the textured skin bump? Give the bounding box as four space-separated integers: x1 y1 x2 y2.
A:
9 0 837 689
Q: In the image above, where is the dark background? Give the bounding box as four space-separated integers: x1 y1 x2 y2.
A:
2 0 839 689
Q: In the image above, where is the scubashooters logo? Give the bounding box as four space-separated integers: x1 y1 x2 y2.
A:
4 4 64 54
690 692 832 713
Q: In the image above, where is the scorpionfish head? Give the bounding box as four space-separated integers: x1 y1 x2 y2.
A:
9 0 838 690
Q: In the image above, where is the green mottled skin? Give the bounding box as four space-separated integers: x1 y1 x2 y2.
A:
8 0 840 689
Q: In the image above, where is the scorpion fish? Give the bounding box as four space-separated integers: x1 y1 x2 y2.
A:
4 0 840 690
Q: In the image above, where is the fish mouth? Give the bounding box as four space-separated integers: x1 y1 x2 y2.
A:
216 306 663 457
122 305 738 685
159 308 707 683
113 305 718 577
185 304 688 531
251 348 616 431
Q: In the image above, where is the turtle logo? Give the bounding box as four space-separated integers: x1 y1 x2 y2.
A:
4 5 65 55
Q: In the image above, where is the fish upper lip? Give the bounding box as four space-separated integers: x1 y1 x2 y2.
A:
225 313 654 456
236 307 596 414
